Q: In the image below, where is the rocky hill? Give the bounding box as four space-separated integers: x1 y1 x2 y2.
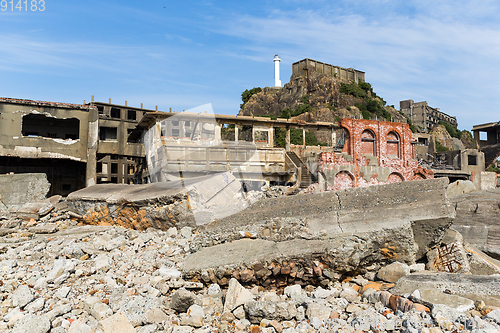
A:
238 70 407 144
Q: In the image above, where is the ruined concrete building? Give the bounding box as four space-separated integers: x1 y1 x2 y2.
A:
132 112 433 191
292 58 365 83
0 97 144 196
400 99 458 133
1 96 438 195
472 121 500 168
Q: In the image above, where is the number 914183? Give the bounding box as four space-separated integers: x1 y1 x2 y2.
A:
1 0 45 11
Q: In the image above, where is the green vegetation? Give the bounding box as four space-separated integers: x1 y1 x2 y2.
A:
274 128 325 147
340 81 391 121
240 87 262 108
487 165 500 173
398 111 418 133
438 121 461 139
435 141 449 153
277 94 312 119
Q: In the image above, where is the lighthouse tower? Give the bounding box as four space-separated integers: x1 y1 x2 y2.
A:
273 54 281 88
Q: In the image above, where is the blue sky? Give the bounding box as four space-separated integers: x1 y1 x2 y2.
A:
1 0 500 131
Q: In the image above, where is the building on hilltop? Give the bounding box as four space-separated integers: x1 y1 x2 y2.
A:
400 100 457 133
292 58 365 83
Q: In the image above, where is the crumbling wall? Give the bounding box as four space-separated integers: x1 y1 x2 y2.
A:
0 173 50 211
318 119 433 190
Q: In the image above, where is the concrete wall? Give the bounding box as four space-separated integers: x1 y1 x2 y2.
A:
0 100 93 162
0 173 50 211
292 58 365 83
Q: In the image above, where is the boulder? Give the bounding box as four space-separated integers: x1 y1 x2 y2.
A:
377 262 410 283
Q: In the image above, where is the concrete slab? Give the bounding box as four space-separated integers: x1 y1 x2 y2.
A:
391 272 500 308
67 172 244 230
411 289 474 312
0 173 50 211
184 178 455 280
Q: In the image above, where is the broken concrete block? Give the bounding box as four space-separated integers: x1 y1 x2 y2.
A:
446 180 476 198
471 171 497 191
0 173 50 211
184 178 454 280
67 172 243 230
390 272 500 308
377 262 410 283
16 200 53 219
465 244 500 275
411 289 474 312
223 278 255 313
99 312 136 333
426 241 470 274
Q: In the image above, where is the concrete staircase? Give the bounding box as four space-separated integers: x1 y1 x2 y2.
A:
286 151 316 188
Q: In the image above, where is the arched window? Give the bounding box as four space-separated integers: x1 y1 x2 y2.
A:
387 131 400 158
361 129 376 155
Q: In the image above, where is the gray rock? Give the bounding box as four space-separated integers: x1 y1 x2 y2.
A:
244 300 297 323
25 297 45 312
377 261 410 283
340 286 359 302
54 286 71 299
11 284 34 308
67 319 93 333
172 288 199 313
207 283 221 297
305 302 332 321
180 227 193 238
46 259 74 283
46 303 72 321
11 314 50 333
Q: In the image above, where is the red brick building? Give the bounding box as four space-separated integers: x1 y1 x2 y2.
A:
318 119 433 190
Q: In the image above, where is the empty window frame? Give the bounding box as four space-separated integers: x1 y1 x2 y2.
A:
468 155 478 166
22 114 80 140
99 127 117 140
127 110 136 120
387 131 400 158
110 108 121 118
361 129 376 155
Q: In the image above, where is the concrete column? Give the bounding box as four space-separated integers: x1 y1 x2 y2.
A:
85 107 99 187
214 123 222 145
235 126 239 143
331 128 336 147
286 127 290 151
268 126 274 147
302 128 306 146
252 125 255 143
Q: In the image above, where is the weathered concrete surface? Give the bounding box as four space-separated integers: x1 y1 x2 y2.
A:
0 173 50 211
184 178 454 279
471 171 498 191
67 172 244 230
450 189 500 259
390 272 500 308
446 180 476 198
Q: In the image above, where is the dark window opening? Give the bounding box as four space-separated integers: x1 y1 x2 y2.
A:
111 177 118 183
171 120 179 126
185 121 191 127
99 127 117 140
418 137 428 145
97 106 104 114
127 110 136 120
22 114 80 140
110 108 121 118
96 162 102 173
468 155 478 166
111 163 118 174
171 128 179 137
62 184 71 191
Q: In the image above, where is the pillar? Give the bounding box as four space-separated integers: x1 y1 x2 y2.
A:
302 128 306 146
286 127 290 151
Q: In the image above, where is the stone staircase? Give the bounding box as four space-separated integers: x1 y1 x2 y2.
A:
286 151 316 188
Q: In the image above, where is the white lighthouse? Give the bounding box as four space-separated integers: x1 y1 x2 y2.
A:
273 54 281 88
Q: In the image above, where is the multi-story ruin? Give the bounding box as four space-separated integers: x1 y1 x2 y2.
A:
400 100 457 133
292 58 365 83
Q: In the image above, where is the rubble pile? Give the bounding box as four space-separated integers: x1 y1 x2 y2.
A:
0 223 499 333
